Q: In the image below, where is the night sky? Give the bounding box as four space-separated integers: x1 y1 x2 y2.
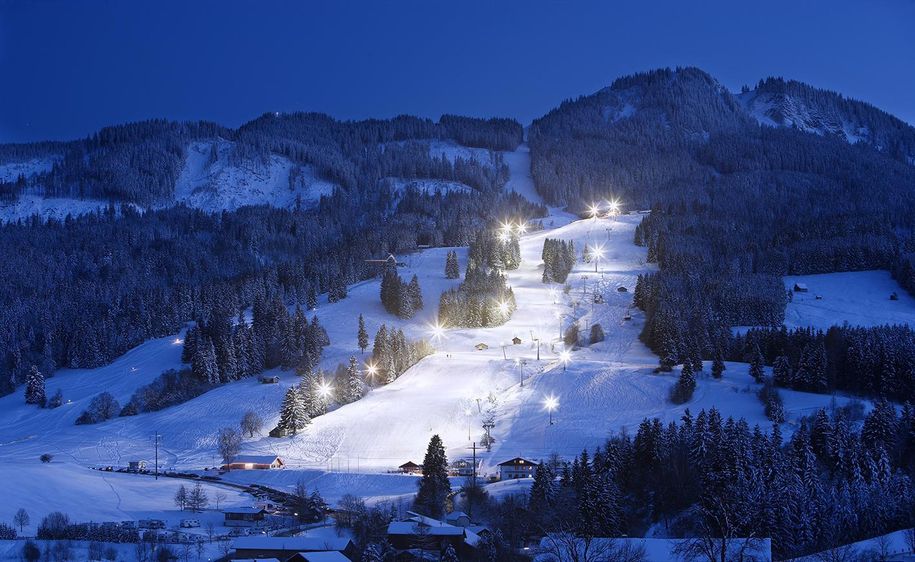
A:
1 0 913 143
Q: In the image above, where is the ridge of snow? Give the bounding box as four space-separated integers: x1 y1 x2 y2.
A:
0 157 56 182
173 139 337 213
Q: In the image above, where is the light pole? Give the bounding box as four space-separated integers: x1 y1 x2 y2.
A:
544 395 558 425
593 244 605 273
559 349 571 372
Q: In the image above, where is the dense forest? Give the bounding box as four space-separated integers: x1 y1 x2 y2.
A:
531 67 915 387
519 404 915 560
0 113 542 397
1 114 522 205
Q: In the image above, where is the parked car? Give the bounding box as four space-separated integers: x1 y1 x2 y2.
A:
180 519 200 528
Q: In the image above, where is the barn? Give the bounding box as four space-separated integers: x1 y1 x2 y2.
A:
226 455 284 470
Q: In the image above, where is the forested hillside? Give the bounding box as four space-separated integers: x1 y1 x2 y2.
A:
0 114 522 207
530 67 915 398
0 113 539 396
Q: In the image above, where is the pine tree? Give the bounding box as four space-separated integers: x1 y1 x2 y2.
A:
528 460 557 517
344 356 364 404
357 314 369 354
24 366 46 406
278 386 309 435
749 346 765 383
408 275 423 312
773 355 792 388
373 324 388 363
414 435 451 518
711 350 725 379
671 363 696 404
445 251 460 279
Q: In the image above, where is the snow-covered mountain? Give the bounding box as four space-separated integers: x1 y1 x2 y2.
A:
738 77 915 163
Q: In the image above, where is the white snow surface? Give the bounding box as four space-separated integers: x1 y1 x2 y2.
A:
0 193 113 223
173 139 337 212
783 271 915 331
0 157 55 182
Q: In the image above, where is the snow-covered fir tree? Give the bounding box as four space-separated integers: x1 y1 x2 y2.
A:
24 366 46 406
414 434 451 518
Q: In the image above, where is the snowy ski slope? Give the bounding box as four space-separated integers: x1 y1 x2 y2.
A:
0 145 869 522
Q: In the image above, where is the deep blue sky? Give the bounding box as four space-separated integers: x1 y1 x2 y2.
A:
1 0 913 143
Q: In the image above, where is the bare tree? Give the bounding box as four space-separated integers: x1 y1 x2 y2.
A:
216 427 241 466
187 482 209 512
539 531 645 562
13 508 29 532
813 543 860 562
214 490 227 509
672 498 765 562
240 410 263 438
205 521 216 543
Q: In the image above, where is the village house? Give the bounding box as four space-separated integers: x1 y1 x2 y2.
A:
449 458 478 477
445 511 471 527
226 455 285 470
386 512 482 559
223 507 268 527
498 457 539 480
793 282 809 292
231 537 356 561
398 461 422 474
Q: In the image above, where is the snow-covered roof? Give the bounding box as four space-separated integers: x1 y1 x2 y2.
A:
498 457 539 467
233 537 352 551
388 521 464 536
234 559 280 562
445 511 468 521
230 455 282 464
294 553 350 562
223 507 267 515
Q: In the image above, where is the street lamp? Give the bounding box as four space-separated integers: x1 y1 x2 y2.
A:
517 222 527 234
364 362 378 382
496 300 510 316
317 380 333 401
589 203 600 219
559 349 571 371
429 320 445 342
543 394 559 425
608 199 620 215
465 408 473 441
592 244 605 273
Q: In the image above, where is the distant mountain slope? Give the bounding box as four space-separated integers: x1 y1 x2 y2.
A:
529 66 915 379
739 77 915 164
0 114 522 221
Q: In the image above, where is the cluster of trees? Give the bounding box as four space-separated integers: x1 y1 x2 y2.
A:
524 404 914 560
531 67 915 377
733 324 915 401
438 233 517 328
75 392 120 425
370 324 434 385
120 368 209 415
541 238 576 283
380 269 423 319
173 483 209 512
184 299 329 385
36 512 139 543
468 230 521 271
274 374 330 435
